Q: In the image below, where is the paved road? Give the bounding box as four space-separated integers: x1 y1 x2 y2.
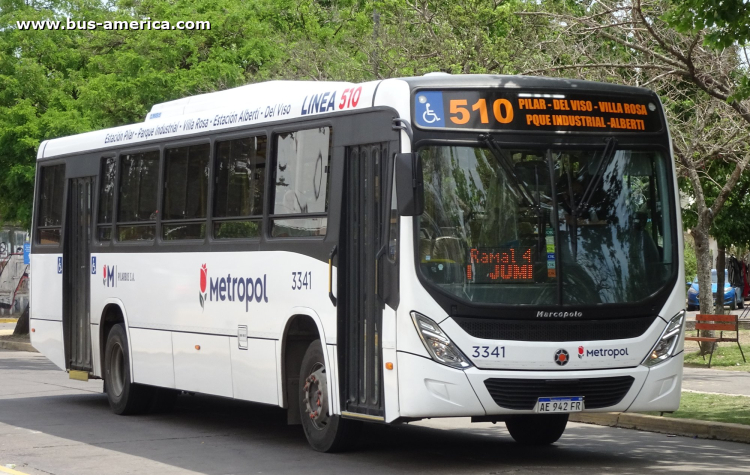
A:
1 350 750 475
682 367 750 396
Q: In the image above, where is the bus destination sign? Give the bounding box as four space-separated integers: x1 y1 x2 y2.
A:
413 90 662 133
467 247 536 284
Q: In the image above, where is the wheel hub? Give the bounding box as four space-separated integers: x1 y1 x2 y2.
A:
303 365 328 429
109 343 125 397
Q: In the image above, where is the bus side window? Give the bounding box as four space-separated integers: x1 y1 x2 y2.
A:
162 143 210 240
213 135 266 239
117 150 160 241
97 157 116 241
36 164 66 245
271 127 332 237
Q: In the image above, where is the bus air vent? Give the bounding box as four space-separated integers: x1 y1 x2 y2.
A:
484 376 635 410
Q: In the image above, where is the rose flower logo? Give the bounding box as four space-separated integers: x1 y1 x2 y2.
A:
199 264 208 311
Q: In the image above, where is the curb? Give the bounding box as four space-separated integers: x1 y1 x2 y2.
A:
0 318 19 323
570 412 750 444
0 339 37 353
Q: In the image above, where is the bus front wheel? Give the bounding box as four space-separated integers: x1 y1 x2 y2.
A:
299 339 360 452
104 324 153 415
505 414 568 445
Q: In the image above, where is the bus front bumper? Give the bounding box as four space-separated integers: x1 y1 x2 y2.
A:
396 351 683 419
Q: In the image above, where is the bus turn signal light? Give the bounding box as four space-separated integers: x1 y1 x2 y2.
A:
385 362 393 370
195 345 201 351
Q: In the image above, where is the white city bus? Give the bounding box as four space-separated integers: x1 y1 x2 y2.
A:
30 74 686 451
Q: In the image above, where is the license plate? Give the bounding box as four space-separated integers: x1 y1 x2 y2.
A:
534 397 584 413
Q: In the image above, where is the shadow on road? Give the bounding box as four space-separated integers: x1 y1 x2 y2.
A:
1 393 749 474
1 351 750 474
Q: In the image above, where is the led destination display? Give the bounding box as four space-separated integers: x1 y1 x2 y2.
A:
467 247 536 284
413 89 663 133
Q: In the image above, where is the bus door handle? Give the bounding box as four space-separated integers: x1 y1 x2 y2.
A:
328 245 338 306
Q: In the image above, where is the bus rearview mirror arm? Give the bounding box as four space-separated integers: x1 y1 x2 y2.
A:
395 152 424 216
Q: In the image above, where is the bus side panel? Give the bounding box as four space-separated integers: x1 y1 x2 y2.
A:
29 254 63 321
382 305 400 422
130 328 176 388
173 332 233 397
397 352 485 417
325 344 340 415
230 337 278 405
29 253 66 370
29 319 66 371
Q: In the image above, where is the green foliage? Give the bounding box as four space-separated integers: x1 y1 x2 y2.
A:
666 0 750 49
0 0 532 227
666 0 750 101
644 391 750 425
681 158 750 249
0 0 376 227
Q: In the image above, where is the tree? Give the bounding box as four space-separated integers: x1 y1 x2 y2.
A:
0 0 380 227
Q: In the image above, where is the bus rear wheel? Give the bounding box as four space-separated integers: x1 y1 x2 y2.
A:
505 414 568 445
299 339 360 452
104 324 153 415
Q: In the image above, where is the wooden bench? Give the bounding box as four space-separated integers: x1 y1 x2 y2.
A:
685 314 746 368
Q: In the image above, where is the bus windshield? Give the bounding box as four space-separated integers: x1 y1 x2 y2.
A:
418 143 674 306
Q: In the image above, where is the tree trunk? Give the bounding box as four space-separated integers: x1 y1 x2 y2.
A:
13 303 29 336
692 226 715 354
716 247 726 315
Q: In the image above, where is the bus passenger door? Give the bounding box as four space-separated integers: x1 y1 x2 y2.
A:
340 142 392 420
63 176 94 372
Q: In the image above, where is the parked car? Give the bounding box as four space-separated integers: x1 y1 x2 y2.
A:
686 269 744 311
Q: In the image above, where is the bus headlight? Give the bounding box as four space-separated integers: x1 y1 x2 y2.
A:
642 311 685 367
411 312 472 369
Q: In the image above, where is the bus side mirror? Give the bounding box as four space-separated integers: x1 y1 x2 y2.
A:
395 152 424 216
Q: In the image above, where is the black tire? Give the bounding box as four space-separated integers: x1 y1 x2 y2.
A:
299 339 361 452
505 414 568 445
104 324 153 415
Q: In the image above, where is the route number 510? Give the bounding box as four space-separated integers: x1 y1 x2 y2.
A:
450 98 514 125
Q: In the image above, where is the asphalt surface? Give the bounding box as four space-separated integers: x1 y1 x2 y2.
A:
681 367 750 397
1 350 750 474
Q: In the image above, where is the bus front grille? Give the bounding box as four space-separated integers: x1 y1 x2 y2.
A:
453 316 655 342
483 376 635 410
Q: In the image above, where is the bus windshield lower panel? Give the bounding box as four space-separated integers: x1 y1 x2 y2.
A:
418 144 674 306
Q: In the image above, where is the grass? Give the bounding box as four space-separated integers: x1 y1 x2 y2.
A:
683 329 750 371
642 391 750 426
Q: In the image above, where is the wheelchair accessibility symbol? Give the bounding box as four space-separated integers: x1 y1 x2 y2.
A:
422 102 441 124
415 92 445 128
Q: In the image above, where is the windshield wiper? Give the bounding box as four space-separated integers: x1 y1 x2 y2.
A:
479 134 538 209
566 136 618 259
